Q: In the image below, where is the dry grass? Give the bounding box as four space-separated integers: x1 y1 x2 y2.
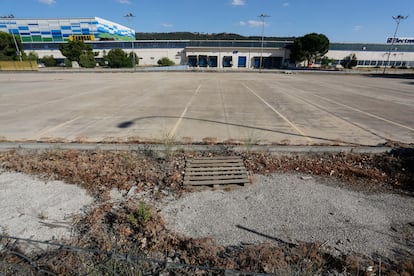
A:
0 147 413 274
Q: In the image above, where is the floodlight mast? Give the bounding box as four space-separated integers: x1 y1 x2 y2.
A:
383 15 408 74
124 13 136 70
259 14 270 72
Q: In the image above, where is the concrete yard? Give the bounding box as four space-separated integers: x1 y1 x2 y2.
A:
0 72 413 145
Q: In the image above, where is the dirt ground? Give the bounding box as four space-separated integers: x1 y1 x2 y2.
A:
0 147 413 275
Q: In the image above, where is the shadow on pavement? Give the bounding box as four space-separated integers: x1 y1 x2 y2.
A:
116 115 382 147
366 73 414 80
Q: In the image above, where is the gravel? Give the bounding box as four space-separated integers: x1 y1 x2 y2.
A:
0 171 93 252
161 173 414 259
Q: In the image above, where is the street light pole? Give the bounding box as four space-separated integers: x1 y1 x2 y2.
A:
258 14 270 72
383 15 407 74
1 14 22 62
11 31 22 62
124 13 136 70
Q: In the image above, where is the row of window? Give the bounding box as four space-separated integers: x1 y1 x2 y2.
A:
355 60 414 67
315 59 414 67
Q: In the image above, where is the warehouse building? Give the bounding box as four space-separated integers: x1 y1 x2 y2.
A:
2 16 414 69
0 17 135 42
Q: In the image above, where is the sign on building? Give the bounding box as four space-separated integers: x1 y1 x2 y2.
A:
69 35 95 41
386 37 414 44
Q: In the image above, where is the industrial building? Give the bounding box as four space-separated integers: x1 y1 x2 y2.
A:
0 17 135 42
2 16 414 69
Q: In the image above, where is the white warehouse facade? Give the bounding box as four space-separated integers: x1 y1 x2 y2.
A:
2 17 414 69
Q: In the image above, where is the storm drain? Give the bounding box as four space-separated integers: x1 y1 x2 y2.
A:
184 156 249 188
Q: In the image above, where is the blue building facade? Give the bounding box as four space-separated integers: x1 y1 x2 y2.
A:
0 17 135 43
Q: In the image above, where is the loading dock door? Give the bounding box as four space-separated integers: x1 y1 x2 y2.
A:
253 57 283 69
264 57 283 69
253 57 261 68
223 56 233 67
188 55 198 67
198 55 208 67
238 56 247 67
208 56 217 67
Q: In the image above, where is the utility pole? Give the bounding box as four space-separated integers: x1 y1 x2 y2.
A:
383 15 408 74
258 14 270 72
124 13 136 70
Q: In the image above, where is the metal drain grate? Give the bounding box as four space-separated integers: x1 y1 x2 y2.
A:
184 156 249 187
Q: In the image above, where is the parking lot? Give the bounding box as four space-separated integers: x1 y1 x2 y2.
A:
0 72 413 146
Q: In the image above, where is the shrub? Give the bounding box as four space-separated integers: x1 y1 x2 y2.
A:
129 52 139 66
64 58 72 67
41 55 56 67
106 48 133 68
157 57 175 66
79 53 96 68
26 51 38 61
341 54 357 69
320 56 335 68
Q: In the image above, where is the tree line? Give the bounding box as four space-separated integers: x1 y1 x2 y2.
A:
135 32 295 41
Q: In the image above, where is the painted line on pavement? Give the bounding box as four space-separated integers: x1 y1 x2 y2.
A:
314 94 414 132
30 116 82 140
169 84 202 137
243 83 312 143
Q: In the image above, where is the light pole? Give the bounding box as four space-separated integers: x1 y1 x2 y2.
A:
258 14 270 72
1 14 22 62
383 15 408 74
11 32 22 62
124 13 136 70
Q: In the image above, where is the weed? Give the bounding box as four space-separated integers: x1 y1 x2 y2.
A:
242 130 260 150
160 132 176 159
137 201 152 222
129 201 152 228
129 212 139 228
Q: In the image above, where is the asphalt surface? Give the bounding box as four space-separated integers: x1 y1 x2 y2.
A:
0 72 413 146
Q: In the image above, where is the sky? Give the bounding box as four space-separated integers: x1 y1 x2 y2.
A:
1 0 414 43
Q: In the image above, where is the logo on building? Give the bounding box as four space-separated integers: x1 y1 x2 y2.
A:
386 37 414 44
69 35 95 41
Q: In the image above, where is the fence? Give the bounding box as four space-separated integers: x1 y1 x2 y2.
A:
0 234 271 276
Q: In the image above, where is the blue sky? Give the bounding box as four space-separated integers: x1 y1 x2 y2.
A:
1 0 414 43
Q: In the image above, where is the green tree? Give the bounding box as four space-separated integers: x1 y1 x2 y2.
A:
79 53 96 68
59 40 94 64
157 57 174 66
25 51 38 61
0 31 24 61
106 48 133 68
341 53 357 69
41 55 57 67
290 33 329 66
